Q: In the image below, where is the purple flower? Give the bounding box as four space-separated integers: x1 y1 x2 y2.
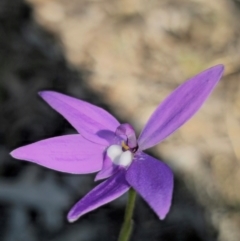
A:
10 65 224 222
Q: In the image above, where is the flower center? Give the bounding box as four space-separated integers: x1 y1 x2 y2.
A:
121 141 129 151
106 144 133 167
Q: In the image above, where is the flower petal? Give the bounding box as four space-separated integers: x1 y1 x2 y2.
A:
126 152 173 219
138 65 224 150
68 169 130 222
94 155 119 181
10 135 105 174
39 91 120 145
116 123 137 149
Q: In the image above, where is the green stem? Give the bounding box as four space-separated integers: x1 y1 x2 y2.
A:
117 188 137 241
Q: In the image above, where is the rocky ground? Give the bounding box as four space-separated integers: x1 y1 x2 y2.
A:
1 0 240 240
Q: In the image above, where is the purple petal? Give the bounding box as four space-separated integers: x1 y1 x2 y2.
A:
67 169 130 222
10 135 105 174
126 152 173 219
39 91 120 145
138 65 224 150
94 155 119 181
116 123 137 149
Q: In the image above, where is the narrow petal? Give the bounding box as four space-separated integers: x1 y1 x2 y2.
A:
10 135 105 174
94 155 119 181
39 91 120 145
126 152 173 219
116 123 137 149
68 169 130 222
138 65 224 150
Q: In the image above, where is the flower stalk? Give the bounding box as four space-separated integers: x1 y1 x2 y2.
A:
118 188 137 241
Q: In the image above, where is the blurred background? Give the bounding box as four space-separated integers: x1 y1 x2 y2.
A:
1 0 240 240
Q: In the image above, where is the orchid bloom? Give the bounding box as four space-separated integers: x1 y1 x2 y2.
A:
10 65 224 222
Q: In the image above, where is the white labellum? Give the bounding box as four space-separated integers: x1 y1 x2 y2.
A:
106 145 133 167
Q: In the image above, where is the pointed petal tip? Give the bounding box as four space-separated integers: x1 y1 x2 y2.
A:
200 64 225 81
158 208 170 220
9 150 15 158
38 90 46 97
210 64 224 73
10 147 33 163
67 219 75 223
94 175 101 182
218 63 224 69
10 148 22 160
66 204 87 223
38 90 56 98
67 212 78 223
